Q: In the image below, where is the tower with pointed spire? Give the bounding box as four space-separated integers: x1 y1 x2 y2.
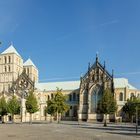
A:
23 58 38 82
0 43 23 92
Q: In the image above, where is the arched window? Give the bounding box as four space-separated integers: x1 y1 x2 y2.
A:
8 56 11 63
8 65 10 72
4 56 7 63
5 66 7 72
73 93 76 101
69 94 72 101
51 93 53 99
48 95 50 100
27 68 29 75
77 94 79 101
119 92 123 101
130 93 134 98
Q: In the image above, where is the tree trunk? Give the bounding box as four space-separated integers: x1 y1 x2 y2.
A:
58 113 60 124
56 111 59 123
45 113 47 121
104 114 107 127
30 113 32 124
12 114 14 123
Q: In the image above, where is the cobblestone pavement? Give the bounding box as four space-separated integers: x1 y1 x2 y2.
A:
0 121 139 140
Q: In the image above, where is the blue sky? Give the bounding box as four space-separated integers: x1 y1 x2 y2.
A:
0 0 140 88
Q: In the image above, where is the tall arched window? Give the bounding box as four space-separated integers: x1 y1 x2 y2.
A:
8 56 11 63
77 94 79 101
5 66 7 72
69 94 72 101
119 92 123 101
73 93 76 101
27 68 29 75
8 65 10 72
4 56 7 64
48 95 50 100
51 93 53 99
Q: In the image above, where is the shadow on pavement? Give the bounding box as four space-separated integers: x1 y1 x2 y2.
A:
107 131 140 137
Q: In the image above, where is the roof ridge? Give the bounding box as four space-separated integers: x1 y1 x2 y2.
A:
1 44 21 57
23 58 37 68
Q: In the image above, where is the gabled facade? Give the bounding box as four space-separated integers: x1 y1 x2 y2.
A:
78 56 114 121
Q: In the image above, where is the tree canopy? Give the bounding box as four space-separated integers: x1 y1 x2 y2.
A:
7 95 20 122
97 88 117 126
26 90 39 123
26 90 39 114
122 96 140 121
0 96 8 123
46 88 69 123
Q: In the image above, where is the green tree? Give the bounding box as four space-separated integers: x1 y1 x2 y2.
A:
25 91 39 123
0 96 8 123
7 96 20 123
45 100 56 122
123 96 140 122
46 88 69 123
54 88 69 123
97 88 117 126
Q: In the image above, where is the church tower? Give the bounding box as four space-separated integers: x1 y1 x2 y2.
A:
0 44 23 92
23 58 38 83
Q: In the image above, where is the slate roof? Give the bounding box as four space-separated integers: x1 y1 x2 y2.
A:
23 58 37 68
1 44 21 57
35 78 137 92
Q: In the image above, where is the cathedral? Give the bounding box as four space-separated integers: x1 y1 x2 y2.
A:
0 44 140 122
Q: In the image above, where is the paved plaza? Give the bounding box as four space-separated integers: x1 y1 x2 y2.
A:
0 121 139 140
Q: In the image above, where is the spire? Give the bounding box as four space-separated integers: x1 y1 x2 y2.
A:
2 43 21 57
103 61 106 70
96 52 99 64
88 62 90 71
10 41 13 46
88 62 91 77
112 69 114 78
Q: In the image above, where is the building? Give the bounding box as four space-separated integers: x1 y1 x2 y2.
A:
0 44 140 122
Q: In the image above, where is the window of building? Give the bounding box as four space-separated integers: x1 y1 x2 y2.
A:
8 56 11 63
5 66 7 72
77 94 79 101
69 94 72 101
119 92 123 101
8 65 10 72
73 93 76 101
4 56 7 64
48 95 50 100
83 90 88 105
27 68 29 75
51 93 53 99
130 93 134 98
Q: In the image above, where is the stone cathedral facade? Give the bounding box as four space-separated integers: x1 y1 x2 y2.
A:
78 57 114 121
0 44 140 122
